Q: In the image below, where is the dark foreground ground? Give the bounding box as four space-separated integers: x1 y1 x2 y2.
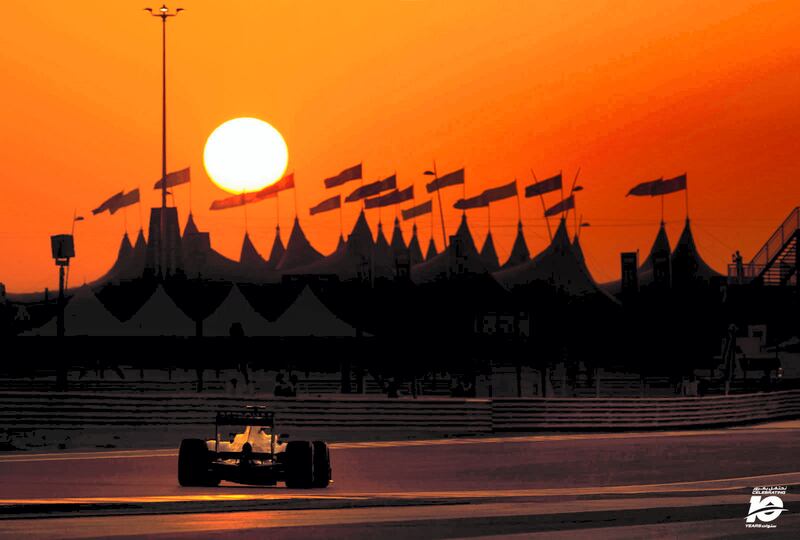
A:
0 422 798 538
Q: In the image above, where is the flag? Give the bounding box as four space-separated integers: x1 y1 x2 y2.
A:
482 180 517 204
153 167 190 190
365 186 414 209
425 168 465 193
252 173 295 200
525 174 562 198
402 200 432 221
109 189 140 215
310 195 341 216
454 194 488 210
544 195 575 217
210 192 251 211
324 163 362 188
626 178 663 197
92 191 123 215
652 173 687 195
73 216 85 222
345 174 396 202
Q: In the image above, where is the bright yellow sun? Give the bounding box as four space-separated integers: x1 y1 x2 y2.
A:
203 117 289 194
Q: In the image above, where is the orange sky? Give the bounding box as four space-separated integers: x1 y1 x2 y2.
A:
1 0 799 292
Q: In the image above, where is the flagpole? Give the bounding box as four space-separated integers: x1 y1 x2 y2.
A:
145 5 183 276
514 178 522 224
566 167 581 235
433 161 448 250
660 194 665 224
242 191 249 233
531 169 553 242
684 173 690 221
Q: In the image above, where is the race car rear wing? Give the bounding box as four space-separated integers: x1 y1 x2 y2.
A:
216 410 275 427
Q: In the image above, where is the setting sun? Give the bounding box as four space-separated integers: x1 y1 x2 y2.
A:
203 117 289 194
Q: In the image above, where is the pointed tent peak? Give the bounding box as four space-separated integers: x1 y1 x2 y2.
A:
375 221 390 249
239 232 266 266
346 210 374 254
671 217 722 280
134 229 147 249
118 232 133 258
550 218 572 252
275 216 323 271
183 213 199 237
480 231 500 272
408 227 424 266
502 221 530 269
390 217 407 252
267 225 286 267
425 238 438 260
336 234 346 251
640 221 671 272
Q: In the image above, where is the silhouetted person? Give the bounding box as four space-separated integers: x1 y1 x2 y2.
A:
230 322 250 385
240 442 253 469
386 377 399 398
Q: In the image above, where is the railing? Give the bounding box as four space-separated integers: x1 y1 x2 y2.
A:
2 390 798 433
748 207 799 270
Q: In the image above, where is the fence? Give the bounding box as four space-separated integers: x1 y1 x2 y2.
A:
1 389 798 434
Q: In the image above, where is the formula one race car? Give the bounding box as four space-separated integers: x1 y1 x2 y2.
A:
178 409 331 488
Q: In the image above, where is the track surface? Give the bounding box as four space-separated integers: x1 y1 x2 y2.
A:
1 423 798 538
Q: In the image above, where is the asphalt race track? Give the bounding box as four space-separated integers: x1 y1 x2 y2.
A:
0 423 798 538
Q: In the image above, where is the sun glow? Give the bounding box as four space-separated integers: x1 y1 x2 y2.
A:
203 118 289 194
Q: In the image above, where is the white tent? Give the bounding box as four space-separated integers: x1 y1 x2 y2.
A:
121 285 195 336
266 286 356 337
203 284 271 336
23 285 124 336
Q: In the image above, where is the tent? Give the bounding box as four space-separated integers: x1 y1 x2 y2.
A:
275 217 323 271
480 231 500 272
493 219 600 296
501 221 530 269
266 226 285 270
408 224 424 266
671 218 723 284
202 284 271 336
23 285 125 336
412 214 487 283
265 285 357 337
120 285 195 336
238 232 270 279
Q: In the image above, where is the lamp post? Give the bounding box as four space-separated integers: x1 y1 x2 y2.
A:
144 4 183 276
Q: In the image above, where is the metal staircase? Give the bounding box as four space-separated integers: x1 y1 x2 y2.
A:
730 207 799 286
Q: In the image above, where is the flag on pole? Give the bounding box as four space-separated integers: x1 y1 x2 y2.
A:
454 193 488 210
425 168 465 193
482 180 517 204
92 191 124 215
109 189 141 215
324 163 362 188
652 174 687 195
210 193 248 211
365 186 414 208
153 167 191 190
253 172 295 200
310 195 342 216
401 200 433 221
544 195 575 217
345 174 396 202
626 178 663 197
525 174 562 198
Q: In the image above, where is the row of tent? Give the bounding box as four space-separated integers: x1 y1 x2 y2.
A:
93 206 719 297
24 284 358 337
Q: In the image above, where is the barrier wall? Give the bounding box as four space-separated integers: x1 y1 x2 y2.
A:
1 389 798 434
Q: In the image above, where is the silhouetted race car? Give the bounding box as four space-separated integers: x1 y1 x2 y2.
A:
178 409 331 488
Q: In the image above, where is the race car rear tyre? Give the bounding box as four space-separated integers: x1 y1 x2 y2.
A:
285 440 314 489
311 441 331 488
178 439 219 487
